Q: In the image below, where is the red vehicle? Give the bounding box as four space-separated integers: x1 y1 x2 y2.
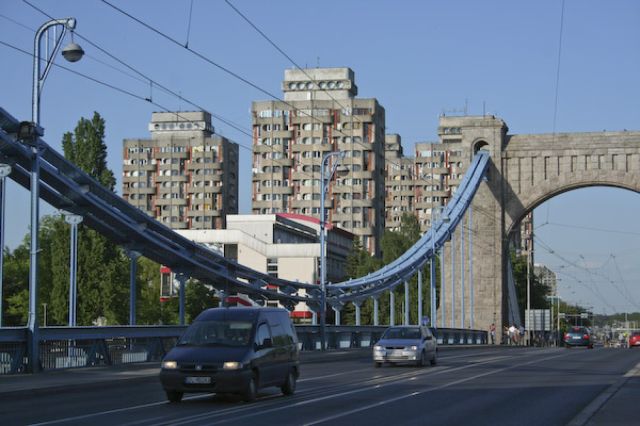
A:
629 331 640 348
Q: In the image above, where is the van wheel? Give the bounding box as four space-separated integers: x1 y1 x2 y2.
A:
243 374 257 402
166 390 183 403
430 351 437 366
281 370 296 396
416 351 426 367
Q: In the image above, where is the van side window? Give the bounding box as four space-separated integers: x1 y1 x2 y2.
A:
255 323 271 347
270 323 289 346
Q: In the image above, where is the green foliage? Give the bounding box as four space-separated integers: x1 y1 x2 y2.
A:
342 213 436 326
62 112 115 190
510 251 552 324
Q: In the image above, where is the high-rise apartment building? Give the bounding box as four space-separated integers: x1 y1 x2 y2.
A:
122 111 239 229
251 68 386 255
534 263 557 295
384 134 416 231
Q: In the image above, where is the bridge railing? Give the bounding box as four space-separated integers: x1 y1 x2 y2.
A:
0 326 487 374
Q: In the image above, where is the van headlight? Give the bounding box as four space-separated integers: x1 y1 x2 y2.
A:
162 361 178 369
409 346 418 351
223 361 243 370
374 345 384 351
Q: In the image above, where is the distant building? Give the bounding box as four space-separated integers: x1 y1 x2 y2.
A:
175 214 353 321
534 263 557 295
122 111 239 229
251 67 386 256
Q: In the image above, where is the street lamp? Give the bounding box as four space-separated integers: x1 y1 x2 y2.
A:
25 18 84 373
319 151 347 351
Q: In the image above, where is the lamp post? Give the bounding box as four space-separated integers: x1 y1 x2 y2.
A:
319 151 347 351
0 163 11 328
26 18 84 372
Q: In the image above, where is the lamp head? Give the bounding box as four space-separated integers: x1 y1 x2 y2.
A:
61 42 84 63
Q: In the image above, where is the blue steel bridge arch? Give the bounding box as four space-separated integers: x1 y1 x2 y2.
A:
0 107 489 311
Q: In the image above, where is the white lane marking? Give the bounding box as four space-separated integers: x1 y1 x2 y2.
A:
26 349 538 426
624 361 640 377
27 394 210 426
304 352 570 425
196 351 555 426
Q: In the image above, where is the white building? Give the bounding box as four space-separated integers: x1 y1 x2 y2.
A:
175 214 353 322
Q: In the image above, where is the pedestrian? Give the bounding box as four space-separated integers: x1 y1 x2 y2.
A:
508 324 517 345
490 323 496 345
519 325 525 346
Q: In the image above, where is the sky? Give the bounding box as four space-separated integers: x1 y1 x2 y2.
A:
1 0 639 315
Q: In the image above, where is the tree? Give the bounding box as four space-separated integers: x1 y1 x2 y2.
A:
510 251 552 324
47 112 130 325
343 213 430 326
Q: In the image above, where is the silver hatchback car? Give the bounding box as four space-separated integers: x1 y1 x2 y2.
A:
373 325 437 367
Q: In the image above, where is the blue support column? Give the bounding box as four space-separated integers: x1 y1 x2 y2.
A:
390 291 395 326
440 246 445 328
451 234 456 328
128 250 140 325
334 307 341 326
404 281 410 325
355 303 361 326
418 270 423 325
469 206 474 328
0 165 11 328
177 273 187 326
373 297 379 326
461 218 465 329
430 257 436 327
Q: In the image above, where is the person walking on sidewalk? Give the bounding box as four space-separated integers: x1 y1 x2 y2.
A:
490 323 496 345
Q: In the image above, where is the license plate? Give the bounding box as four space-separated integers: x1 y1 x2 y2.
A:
572 336 581 340
185 376 211 384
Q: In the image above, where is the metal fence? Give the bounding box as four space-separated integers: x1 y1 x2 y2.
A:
0 325 486 374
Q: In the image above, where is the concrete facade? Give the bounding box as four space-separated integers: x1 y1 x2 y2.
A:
176 214 353 321
251 67 386 255
123 111 239 230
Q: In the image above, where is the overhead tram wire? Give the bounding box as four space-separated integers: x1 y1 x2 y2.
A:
22 0 251 140
100 0 415 177
224 0 410 176
21 1 351 190
0 49 320 194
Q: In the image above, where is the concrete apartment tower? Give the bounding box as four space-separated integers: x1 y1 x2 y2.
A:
251 68 386 255
384 134 417 231
122 111 239 229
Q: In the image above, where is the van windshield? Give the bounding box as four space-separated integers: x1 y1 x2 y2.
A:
178 320 253 347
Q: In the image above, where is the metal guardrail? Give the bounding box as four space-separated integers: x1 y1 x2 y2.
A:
0 326 487 374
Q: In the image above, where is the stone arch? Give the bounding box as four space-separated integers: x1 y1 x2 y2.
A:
505 177 640 238
473 139 490 155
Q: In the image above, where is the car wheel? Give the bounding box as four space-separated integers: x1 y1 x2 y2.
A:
281 370 296 396
430 351 437 366
166 390 183 403
416 351 426 367
374 362 382 368
243 374 258 402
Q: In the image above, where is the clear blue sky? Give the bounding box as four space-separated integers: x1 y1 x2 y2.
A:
1 0 639 314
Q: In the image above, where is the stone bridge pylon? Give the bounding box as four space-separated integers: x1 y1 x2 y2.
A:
436 115 640 336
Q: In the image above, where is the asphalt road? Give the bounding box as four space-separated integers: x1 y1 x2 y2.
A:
1 346 638 426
